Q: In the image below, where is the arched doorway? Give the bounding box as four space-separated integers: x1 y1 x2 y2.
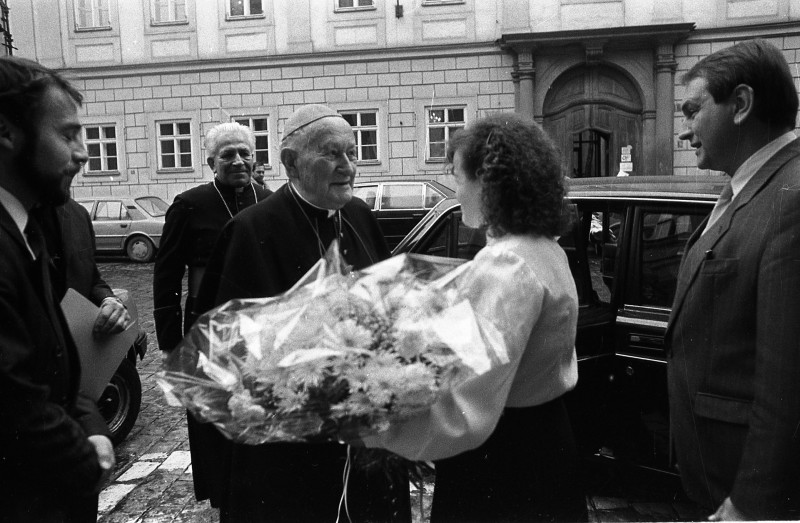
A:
543 65 643 177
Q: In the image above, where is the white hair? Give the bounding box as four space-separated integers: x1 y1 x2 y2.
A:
204 122 256 158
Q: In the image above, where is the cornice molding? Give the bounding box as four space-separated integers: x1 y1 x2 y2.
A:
59 40 502 79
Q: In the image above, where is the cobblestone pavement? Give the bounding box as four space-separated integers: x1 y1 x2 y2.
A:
97 260 708 523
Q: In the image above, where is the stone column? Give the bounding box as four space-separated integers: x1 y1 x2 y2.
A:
516 48 536 121
655 43 677 176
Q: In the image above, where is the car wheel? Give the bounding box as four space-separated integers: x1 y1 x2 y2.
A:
98 358 142 445
125 235 155 263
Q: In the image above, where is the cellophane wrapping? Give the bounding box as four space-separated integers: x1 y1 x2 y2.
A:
157 243 510 445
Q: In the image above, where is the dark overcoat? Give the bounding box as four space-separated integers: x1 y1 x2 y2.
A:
154 180 270 353
192 183 410 522
0 202 109 522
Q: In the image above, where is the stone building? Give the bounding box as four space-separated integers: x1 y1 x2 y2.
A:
9 0 800 201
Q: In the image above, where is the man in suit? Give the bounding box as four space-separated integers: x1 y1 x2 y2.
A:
0 57 115 521
57 198 131 335
668 39 800 520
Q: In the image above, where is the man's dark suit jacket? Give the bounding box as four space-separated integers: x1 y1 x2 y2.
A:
666 138 800 519
57 198 116 305
0 201 109 521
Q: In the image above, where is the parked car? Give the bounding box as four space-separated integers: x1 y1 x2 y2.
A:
98 289 147 445
394 175 725 477
353 180 455 249
75 196 168 263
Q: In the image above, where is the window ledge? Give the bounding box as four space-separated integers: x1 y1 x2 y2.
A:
74 25 113 33
421 0 465 5
83 170 121 177
334 6 377 13
157 167 195 174
150 19 189 27
225 13 266 21
356 160 381 166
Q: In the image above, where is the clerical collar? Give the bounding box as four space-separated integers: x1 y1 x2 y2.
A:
288 182 337 218
214 178 247 194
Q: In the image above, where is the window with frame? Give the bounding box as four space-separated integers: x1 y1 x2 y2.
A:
84 124 118 172
233 117 270 167
157 121 192 169
340 111 378 162
94 200 128 221
337 0 374 8
427 107 465 161
75 0 110 29
151 0 187 23
228 0 263 17
637 210 706 307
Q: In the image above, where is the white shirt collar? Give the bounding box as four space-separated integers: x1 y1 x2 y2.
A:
730 131 796 198
288 181 337 218
0 185 36 259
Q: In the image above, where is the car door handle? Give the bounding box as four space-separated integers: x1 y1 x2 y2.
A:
120 224 128 228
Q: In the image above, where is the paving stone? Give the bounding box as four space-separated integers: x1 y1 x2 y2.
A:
98 483 137 513
117 461 161 482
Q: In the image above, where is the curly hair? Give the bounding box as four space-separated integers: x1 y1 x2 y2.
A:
446 113 567 237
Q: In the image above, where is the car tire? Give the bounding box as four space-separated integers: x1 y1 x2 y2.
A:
125 235 156 263
98 358 142 445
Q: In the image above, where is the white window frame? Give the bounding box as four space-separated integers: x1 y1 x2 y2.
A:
151 0 188 25
74 0 111 29
227 0 264 18
232 115 272 169
425 105 466 162
340 110 379 165
157 120 194 170
83 124 120 173
335 0 376 11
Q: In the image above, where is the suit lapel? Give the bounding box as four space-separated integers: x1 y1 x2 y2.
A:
0 202 30 256
668 138 800 329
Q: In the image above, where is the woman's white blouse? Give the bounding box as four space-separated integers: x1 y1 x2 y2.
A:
364 234 579 461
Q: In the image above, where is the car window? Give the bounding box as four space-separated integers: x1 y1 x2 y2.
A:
416 213 452 256
135 196 169 217
381 184 423 209
424 186 445 209
353 185 378 209
636 211 705 307
95 201 128 221
455 216 486 259
567 204 625 305
127 205 145 220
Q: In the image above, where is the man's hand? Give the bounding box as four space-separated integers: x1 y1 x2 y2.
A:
87 434 115 490
709 497 750 521
93 297 131 338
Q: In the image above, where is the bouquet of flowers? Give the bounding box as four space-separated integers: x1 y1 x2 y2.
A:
157 243 511 445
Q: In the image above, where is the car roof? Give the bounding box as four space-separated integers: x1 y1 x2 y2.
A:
354 179 455 195
567 175 724 202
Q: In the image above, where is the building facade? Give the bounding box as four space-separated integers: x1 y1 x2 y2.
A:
9 0 800 202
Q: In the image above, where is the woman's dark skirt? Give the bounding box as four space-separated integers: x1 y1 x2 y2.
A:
431 396 587 522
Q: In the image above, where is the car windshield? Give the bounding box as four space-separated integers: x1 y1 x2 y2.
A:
135 196 169 217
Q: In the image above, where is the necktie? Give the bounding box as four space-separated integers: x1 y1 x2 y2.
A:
25 209 58 307
703 181 734 235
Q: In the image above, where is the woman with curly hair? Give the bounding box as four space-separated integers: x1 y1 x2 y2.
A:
367 113 586 522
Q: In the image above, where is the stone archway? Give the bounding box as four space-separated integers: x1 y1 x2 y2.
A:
543 64 644 177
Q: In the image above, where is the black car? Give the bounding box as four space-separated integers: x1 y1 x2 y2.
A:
393 175 725 476
353 180 455 249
